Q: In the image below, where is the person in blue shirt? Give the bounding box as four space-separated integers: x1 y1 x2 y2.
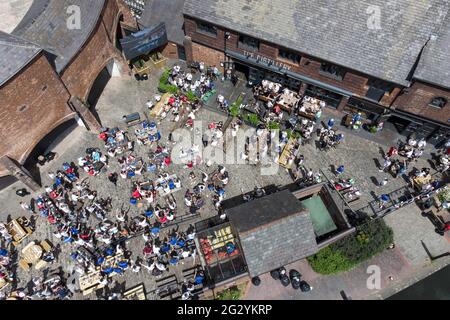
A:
194 271 205 285
327 118 335 129
0 249 8 257
336 165 345 175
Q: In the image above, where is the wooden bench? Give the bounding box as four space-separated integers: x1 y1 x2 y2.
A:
155 274 180 300
123 284 146 300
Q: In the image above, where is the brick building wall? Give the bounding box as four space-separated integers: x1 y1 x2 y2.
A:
393 81 450 125
0 54 74 176
191 42 224 69
184 16 401 108
61 0 128 102
161 42 180 60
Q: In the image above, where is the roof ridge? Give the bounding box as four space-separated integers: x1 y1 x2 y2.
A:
0 31 41 50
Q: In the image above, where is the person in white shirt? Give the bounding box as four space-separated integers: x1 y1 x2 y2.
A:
146 100 154 110
417 138 427 149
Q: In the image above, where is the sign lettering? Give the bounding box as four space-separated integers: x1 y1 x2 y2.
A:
243 50 291 71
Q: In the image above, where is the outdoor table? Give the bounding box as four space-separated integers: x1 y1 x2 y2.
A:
7 218 32 246
157 174 182 196
124 284 146 300
21 242 43 264
278 138 297 169
412 174 432 189
150 93 171 118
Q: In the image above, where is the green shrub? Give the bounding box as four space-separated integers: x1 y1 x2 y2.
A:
229 104 241 117
229 95 245 117
308 219 394 275
286 129 300 139
267 121 281 130
158 68 179 94
438 189 450 203
216 286 242 300
243 113 260 127
159 68 171 85
185 90 197 102
307 247 353 275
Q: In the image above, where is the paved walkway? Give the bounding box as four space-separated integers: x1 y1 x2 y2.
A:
0 0 33 33
1 61 448 300
245 204 449 300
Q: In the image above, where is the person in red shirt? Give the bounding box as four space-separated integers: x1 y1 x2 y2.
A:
387 146 398 158
164 156 171 167
99 132 107 141
132 190 142 200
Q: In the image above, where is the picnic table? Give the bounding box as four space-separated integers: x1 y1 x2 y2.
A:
278 138 297 169
7 217 32 246
21 242 43 264
19 240 53 271
156 174 182 197
277 90 300 113
79 252 126 295
150 93 171 118
124 284 146 300
412 174 432 190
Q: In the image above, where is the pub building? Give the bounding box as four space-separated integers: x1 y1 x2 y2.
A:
181 0 450 146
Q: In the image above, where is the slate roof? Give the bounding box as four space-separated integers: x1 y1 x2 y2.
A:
12 0 105 73
414 12 450 89
227 190 318 277
140 0 186 45
0 31 42 87
184 0 450 86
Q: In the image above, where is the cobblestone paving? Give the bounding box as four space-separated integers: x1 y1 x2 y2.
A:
1 61 448 300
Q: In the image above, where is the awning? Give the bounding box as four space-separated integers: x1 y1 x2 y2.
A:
392 109 450 129
226 50 354 97
120 23 168 60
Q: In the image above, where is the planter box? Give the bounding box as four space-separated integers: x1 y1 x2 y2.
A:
150 56 168 69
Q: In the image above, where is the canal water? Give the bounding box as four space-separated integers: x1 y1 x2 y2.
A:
388 265 450 300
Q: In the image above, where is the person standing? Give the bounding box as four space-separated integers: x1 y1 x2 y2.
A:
379 157 392 172
20 201 34 214
108 172 118 187
327 118 335 130
379 177 388 187
336 165 345 175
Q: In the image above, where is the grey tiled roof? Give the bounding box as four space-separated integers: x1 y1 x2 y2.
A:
414 13 450 89
140 0 186 45
226 190 307 234
238 212 318 278
13 0 105 73
226 190 318 277
0 31 42 87
184 0 450 86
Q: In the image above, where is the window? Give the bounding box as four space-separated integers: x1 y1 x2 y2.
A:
319 62 346 80
278 48 300 64
367 78 394 94
238 35 259 51
365 78 395 102
196 21 217 37
429 97 447 108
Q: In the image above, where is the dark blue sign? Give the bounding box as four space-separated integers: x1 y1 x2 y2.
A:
120 23 168 60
